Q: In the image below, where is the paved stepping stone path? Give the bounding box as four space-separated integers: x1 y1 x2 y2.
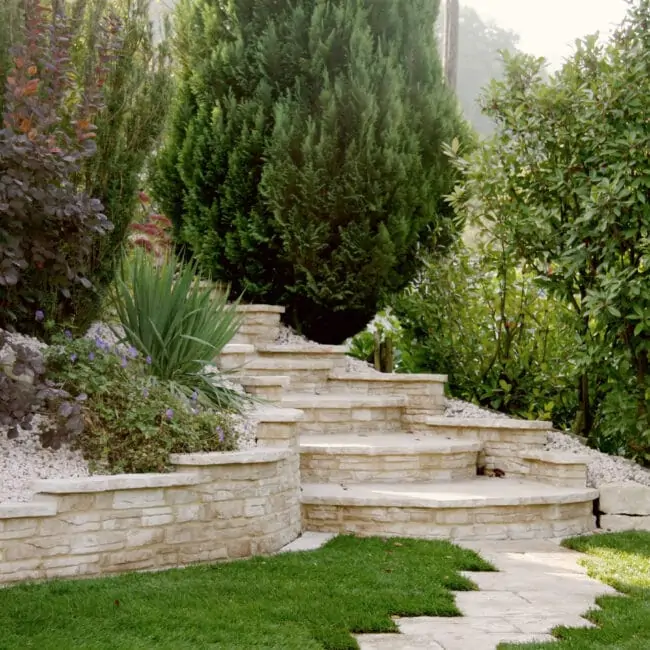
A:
354 538 618 650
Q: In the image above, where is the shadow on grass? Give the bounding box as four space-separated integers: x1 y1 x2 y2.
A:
0 534 496 650
500 532 650 650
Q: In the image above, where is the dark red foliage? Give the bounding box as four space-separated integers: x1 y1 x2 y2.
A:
0 1 121 334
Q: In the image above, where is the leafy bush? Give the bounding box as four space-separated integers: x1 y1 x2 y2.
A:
46 336 237 474
70 0 174 331
153 0 467 343
0 1 115 336
0 0 173 334
112 249 246 411
347 309 404 372
393 242 580 426
446 1 650 462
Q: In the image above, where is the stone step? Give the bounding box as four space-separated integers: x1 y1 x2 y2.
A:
239 375 290 401
300 433 481 483
257 343 348 356
423 416 561 482
301 478 597 541
218 355 334 390
216 344 256 371
327 370 447 419
280 394 406 434
509 450 590 488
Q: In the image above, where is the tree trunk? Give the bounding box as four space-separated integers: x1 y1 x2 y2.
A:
443 0 459 89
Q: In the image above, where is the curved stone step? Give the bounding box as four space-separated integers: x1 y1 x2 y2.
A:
281 394 406 434
301 478 597 541
425 417 556 483
300 433 481 483
510 450 590 488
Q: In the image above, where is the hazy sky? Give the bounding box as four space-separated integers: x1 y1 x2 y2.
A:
462 0 629 68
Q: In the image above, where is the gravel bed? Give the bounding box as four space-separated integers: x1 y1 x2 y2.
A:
275 324 310 345
444 398 511 419
545 430 650 488
0 416 89 504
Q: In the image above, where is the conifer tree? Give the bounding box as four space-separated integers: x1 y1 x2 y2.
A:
154 0 467 343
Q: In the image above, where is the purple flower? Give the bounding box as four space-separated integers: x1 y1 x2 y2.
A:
35 310 45 322
127 346 138 359
145 355 152 365
165 408 174 420
142 388 150 398
76 393 88 402
120 357 128 368
88 352 95 361
216 426 225 443
95 337 107 350
191 390 198 402
64 330 72 340
70 353 78 363
59 401 73 417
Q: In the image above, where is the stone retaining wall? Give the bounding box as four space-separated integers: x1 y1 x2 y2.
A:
0 449 301 585
302 501 595 541
599 482 650 531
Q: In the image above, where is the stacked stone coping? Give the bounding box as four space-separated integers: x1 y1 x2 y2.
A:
599 482 650 531
281 393 406 435
300 435 481 483
425 417 590 488
0 447 302 585
232 304 285 345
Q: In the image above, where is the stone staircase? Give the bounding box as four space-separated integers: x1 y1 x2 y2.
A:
219 305 597 541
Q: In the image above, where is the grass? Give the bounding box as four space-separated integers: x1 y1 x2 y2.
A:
0 535 494 650
500 531 650 649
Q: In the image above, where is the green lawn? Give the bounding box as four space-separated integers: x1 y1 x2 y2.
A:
501 531 650 650
0 535 494 650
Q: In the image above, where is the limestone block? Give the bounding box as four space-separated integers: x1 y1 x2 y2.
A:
599 482 650 515
600 514 650 532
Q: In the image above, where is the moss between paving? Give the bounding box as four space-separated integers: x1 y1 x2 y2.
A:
501 531 650 650
0 535 494 650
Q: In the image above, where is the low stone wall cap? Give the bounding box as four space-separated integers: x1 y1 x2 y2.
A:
170 448 292 466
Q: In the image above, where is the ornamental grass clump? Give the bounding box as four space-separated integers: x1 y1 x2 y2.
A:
112 249 247 411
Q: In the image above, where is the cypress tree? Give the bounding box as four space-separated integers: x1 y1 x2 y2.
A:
154 0 467 343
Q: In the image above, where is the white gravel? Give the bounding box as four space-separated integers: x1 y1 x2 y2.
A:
1 416 89 504
275 324 310 345
545 430 650 489
444 398 511 419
